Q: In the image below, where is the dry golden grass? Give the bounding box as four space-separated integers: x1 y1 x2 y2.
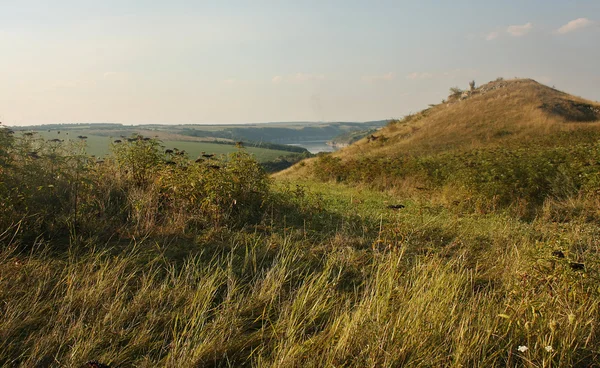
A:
277 79 600 181
345 79 600 158
2 181 600 367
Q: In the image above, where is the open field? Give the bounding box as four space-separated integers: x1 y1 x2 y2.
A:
14 120 389 146
30 130 296 162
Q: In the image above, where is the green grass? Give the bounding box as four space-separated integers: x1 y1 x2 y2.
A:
32 130 294 162
2 176 600 366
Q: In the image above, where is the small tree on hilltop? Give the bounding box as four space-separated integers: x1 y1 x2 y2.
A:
449 87 463 99
469 80 476 91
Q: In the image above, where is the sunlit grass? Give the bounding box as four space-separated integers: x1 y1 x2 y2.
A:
2 179 599 367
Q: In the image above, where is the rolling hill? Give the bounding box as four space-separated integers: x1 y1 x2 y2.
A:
280 78 600 178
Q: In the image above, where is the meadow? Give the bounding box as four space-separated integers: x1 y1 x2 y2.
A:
2 79 600 367
31 130 296 163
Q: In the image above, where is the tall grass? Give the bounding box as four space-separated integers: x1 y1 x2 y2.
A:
2 120 600 367
1 190 599 367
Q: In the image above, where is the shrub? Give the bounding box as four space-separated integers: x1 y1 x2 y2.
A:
313 154 347 182
0 131 92 237
310 141 600 211
111 135 164 188
449 87 464 98
0 134 273 242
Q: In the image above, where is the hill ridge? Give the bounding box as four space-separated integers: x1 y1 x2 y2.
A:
279 78 600 177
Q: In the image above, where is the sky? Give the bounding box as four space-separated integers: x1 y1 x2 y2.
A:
1 0 599 126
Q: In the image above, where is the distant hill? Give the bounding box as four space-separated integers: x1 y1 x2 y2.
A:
11 121 390 144
280 78 600 178
177 121 390 143
277 78 600 208
8 120 389 170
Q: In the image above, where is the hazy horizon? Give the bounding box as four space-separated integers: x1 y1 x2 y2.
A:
4 119 393 128
1 0 599 127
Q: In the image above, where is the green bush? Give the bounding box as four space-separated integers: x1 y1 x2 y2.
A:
0 131 91 236
311 141 600 209
0 134 273 242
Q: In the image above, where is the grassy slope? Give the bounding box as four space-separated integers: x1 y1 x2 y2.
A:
344 79 600 156
279 79 600 178
2 180 599 367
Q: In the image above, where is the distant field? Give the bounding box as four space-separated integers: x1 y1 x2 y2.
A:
16 121 389 148
32 131 294 162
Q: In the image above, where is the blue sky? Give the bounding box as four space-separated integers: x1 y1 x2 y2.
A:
1 0 599 126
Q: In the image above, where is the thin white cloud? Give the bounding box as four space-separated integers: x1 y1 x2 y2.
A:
406 72 433 80
103 71 119 79
291 73 325 82
486 31 499 41
507 22 533 37
362 72 396 82
45 78 97 91
556 18 594 34
272 73 325 84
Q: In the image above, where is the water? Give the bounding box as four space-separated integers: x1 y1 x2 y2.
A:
288 140 338 154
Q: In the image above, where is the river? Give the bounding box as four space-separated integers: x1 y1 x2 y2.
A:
287 140 338 154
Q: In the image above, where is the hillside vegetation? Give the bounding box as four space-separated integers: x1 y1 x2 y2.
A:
2 79 600 367
282 79 600 213
344 78 600 155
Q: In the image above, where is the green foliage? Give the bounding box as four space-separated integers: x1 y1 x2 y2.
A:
0 131 91 236
312 141 600 209
155 150 271 229
261 151 314 173
0 123 13 167
111 135 164 187
0 134 273 241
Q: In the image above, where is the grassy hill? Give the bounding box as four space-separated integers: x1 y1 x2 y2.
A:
2 79 600 367
327 127 380 148
281 78 600 209
283 78 600 170
351 79 599 154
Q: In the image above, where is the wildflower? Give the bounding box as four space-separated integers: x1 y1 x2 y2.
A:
545 346 554 352
517 345 529 353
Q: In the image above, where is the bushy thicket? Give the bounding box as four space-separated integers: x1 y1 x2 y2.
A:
0 125 271 241
313 142 600 208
